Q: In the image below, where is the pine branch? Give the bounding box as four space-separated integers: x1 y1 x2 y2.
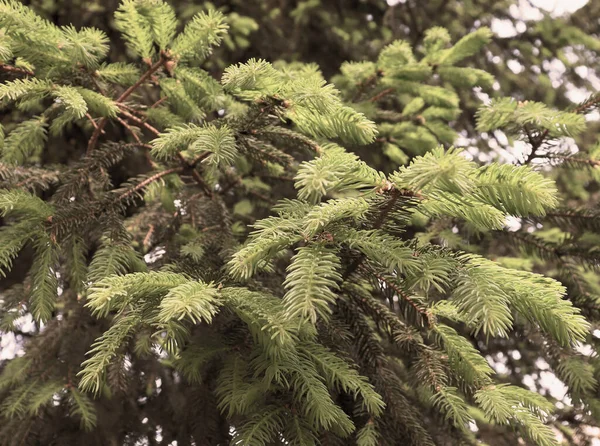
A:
543 208 600 233
351 70 382 102
87 53 168 155
368 87 395 103
360 263 430 323
571 92 600 115
0 63 34 76
523 125 548 164
542 154 600 168
116 166 183 202
342 188 401 280
117 105 161 135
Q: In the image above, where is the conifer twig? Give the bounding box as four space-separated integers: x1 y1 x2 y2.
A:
187 168 214 198
368 88 395 103
572 94 600 115
0 64 34 76
523 128 549 164
544 154 600 168
351 70 383 102
117 167 184 201
149 96 168 109
116 107 213 196
115 56 167 104
360 264 429 321
506 230 560 257
373 188 401 228
87 54 168 155
117 107 160 136
115 116 142 144
85 113 103 133
341 187 422 280
522 96 598 165
143 224 155 249
190 152 211 166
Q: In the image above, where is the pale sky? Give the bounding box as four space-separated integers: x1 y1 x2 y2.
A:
387 0 589 16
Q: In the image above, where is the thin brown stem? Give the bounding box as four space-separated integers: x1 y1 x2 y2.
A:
573 95 600 114
118 107 160 136
259 174 295 181
86 119 107 155
368 87 395 103
116 116 157 167
117 167 183 201
545 154 600 168
361 264 429 319
189 169 214 198
118 103 147 118
201 225 220 233
508 231 559 256
190 152 211 167
150 96 169 109
116 57 166 103
523 128 549 165
219 176 242 195
373 188 401 228
351 70 382 102
143 224 155 249
87 56 167 155
85 113 103 132
116 116 142 143
0 64 34 76
342 189 401 280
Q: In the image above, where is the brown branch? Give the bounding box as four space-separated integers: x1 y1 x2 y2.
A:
523 128 550 165
373 188 401 228
351 70 382 102
368 87 395 103
117 167 183 201
118 102 148 119
573 94 600 115
0 64 34 76
507 231 560 257
86 117 108 156
143 224 155 249
545 210 596 220
85 113 103 133
118 101 213 197
150 96 168 109
201 225 220 233
361 264 429 319
116 56 167 103
87 55 167 155
115 116 159 168
259 174 295 181
189 168 213 198
190 152 211 167
116 116 142 144
219 177 241 195
342 189 402 280
84 53 217 202
118 107 160 136
544 154 600 168
524 95 600 163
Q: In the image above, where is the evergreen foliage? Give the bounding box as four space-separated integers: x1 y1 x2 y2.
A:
0 1 599 445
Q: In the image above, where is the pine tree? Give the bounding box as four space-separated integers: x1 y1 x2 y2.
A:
0 1 600 445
